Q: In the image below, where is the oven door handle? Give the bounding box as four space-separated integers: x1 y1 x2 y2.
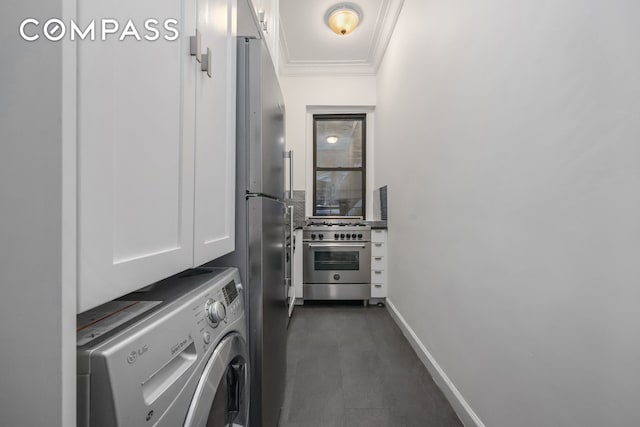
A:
306 243 367 248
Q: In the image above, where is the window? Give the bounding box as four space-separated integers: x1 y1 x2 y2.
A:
313 114 366 217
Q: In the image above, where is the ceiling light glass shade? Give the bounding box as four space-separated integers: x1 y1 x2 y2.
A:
327 7 360 35
326 136 339 144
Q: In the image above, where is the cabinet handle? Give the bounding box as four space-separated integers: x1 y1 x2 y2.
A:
374 284 382 288
201 47 212 78
190 29 201 63
374 257 382 260
374 243 383 247
308 243 365 248
373 270 383 274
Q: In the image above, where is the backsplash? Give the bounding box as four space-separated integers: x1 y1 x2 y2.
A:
373 185 388 220
380 185 388 220
286 190 306 229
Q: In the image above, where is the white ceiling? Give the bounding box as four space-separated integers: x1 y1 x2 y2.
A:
279 0 404 75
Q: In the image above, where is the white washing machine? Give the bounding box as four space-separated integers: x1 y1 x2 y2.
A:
77 267 249 427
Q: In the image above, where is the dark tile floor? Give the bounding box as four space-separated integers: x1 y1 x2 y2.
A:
278 303 464 427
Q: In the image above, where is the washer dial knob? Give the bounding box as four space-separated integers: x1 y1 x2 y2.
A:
205 299 227 328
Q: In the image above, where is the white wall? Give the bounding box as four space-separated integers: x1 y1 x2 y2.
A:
0 0 76 425
279 75 376 217
376 1 640 426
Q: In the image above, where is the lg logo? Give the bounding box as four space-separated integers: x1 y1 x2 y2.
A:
127 345 149 364
19 18 180 42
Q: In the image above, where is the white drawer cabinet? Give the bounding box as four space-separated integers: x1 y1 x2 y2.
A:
370 229 388 299
371 268 387 284
77 0 237 312
371 255 385 270
372 283 387 298
372 229 386 242
372 241 386 256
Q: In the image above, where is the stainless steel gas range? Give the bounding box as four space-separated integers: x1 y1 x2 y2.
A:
303 217 371 301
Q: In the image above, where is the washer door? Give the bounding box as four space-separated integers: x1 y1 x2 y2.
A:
184 333 249 427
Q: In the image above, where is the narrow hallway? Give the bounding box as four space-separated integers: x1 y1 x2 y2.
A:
279 304 463 427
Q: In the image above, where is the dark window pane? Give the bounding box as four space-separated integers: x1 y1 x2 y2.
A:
315 171 363 217
316 119 363 168
314 251 360 271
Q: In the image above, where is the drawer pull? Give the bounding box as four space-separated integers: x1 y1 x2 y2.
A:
375 243 383 247
373 270 383 274
374 284 382 288
374 257 382 260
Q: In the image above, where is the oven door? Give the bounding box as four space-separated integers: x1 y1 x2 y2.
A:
303 242 371 284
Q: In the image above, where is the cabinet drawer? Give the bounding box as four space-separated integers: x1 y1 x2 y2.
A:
371 268 387 284
371 229 387 243
371 255 386 270
371 282 387 298
372 242 386 256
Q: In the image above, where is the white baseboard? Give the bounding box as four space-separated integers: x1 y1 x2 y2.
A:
385 299 486 427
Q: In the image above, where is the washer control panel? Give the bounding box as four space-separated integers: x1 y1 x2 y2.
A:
196 279 243 348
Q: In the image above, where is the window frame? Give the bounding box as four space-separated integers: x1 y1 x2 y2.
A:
312 113 367 218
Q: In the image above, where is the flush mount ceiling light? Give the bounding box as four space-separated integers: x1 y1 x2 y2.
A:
325 4 362 36
326 135 339 144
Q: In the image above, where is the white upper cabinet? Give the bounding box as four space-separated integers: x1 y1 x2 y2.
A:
77 0 237 312
193 0 237 265
250 0 279 66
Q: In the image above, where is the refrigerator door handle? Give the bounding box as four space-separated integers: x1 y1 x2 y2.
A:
285 150 293 199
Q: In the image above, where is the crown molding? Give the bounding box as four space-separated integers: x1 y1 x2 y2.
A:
369 0 404 71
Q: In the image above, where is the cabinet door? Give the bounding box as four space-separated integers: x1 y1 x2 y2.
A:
193 0 237 266
251 0 279 65
77 0 197 312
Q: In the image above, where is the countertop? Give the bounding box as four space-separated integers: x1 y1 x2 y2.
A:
366 220 387 229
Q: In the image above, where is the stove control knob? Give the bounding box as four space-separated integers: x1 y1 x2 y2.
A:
319 234 324 240
346 234 351 239
358 233 363 239
205 299 226 328
311 233 316 240
351 233 357 239
334 233 339 239
340 233 345 239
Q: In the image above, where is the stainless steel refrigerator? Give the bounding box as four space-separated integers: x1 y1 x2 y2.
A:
211 36 287 427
